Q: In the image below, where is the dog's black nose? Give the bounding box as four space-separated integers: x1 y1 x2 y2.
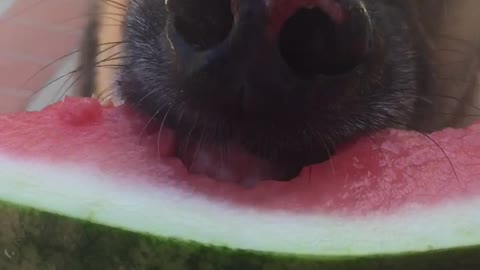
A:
277 0 373 77
165 0 373 117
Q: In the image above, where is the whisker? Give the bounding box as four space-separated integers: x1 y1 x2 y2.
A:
425 94 480 111
52 73 83 103
367 134 395 176
23 41 125 91
323 137 336 175
29 68 82 100
97 85 116 102
389 119 463 189
182 113 199 158
190 124 207 172
133 89 159 107
22 50 81 88
304 121 336 175
138 103 167 143
418 131 462 188
59 12 126 25
157 106 172 159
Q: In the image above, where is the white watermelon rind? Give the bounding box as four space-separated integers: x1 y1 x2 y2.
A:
1 155 480 269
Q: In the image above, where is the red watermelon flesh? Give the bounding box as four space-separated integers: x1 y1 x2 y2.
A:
0 97 479 217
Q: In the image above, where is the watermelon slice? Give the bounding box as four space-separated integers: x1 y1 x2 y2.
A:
0 97 479 269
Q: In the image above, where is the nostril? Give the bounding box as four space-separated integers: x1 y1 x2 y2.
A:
172 0 234 51
277 5 373 78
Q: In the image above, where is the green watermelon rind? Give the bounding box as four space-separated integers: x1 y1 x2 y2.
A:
1 200 479 270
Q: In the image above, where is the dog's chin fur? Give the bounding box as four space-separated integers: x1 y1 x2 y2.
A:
83 0 480 181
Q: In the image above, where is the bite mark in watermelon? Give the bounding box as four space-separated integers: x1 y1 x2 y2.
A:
0 97 479 269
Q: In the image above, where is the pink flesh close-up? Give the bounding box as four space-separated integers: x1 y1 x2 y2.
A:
266 0 346 36
0 98 479 216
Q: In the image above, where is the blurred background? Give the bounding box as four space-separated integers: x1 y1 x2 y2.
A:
0 0 89 113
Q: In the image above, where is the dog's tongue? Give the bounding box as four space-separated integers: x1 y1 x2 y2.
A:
179 142 283 187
